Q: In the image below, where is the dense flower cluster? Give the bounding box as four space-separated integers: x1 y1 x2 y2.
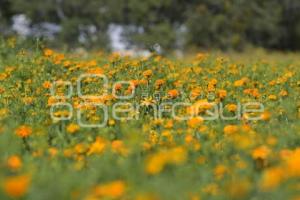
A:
0 41 299 199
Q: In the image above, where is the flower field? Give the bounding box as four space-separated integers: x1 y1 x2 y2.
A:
0 40 300 200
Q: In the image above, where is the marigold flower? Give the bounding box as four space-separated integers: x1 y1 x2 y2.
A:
286 148 300 177
111 140 129 155
252 145 271 160
214 165 227 179
168 89 179 98
143 69 153 78
3 175 31 198
87 137 106 155
93 180 126 198
42 81 52 89
66 123 80 134
114 83 122 91
7 155 22 170
145 147 187 175
234 78 247 87
187 117 203 128
218 90 227 99
155 79 165 88
260 167 284 190
44 48 54 57
15 125 32 138
260 111 271 121
48 147 58 157
279 90 288 97
223 125 238 135
226 104 237 112
268 95 277 100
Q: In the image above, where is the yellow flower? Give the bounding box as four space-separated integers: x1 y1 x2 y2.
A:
167 89 179 98
48 147 58 157
223 125 239 135
286 148 300 177
7 155 22 170
234 79 245 87
155 79 165 88
279 90 288 97
260 167 284 190
66 123 80 134
187 117 203 128
3 175 31 198
226 104 237 112
15 125 32 138
42 81 52 89
87 137 106 155
214 165 227 179
111 140 129 156
143 69 153 78
44 48 54 57
145 147 187 175
0 73 8 80
92 180 126 199
251 145 271 160
268 94 277 100
260 111 271 121
218 89 227 99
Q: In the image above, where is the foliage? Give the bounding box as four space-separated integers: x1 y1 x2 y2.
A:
0 39 299 199
0 0 300 50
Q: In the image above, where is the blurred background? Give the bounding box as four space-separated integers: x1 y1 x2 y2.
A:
1 0 300 53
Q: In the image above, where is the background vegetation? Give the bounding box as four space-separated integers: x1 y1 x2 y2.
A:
1 0 300 51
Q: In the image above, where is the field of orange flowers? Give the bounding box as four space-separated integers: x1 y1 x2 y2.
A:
0 39 300 200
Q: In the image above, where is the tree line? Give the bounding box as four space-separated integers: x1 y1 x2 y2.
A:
0 0 300 51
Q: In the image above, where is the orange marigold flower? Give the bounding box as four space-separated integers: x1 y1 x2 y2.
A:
87 68 103 75
3 175 31 198
42 81 52 89
260 167 284 190
111 140 129 155
114 83 122 91
7 155 22 170
226 104 237 112
209 78 218 86
214 165 228 179
155 79 165 88
187 117 203 128
130 80 139 87
252 145 271 160
48 147 58 157
279 90 288 97
142 69 153 78
223 125 239 135
44 48 54 57
218 90 227 99
66 123 80 134
260 111 271 121
87 137 107 155
234 78 248 87
268 95 277 100
168 89 179 98
286 148 300 177
93 180 126 198
15 125 32 138
145 147 187 175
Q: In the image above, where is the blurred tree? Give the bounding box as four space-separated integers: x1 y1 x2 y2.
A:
279 0 300 50
122 0 190 51
0 0 300 51
186 0 283 50
0 0 14 35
